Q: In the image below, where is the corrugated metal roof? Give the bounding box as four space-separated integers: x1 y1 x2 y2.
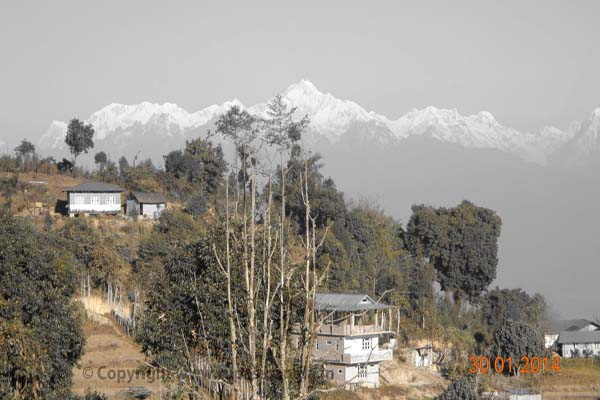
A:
558 330 600 344
65 182 124 192
315 293 394 312
131 191 166 204
542 319 599 333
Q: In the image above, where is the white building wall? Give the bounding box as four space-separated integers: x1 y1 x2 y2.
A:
319 335 384 388
580 324 599 332
545 334 559 348
343 363 380 388
315 335 381 361
69 192 121 214
323 363 380 388
344 336 379 355
562 342 600 358
140 203 165 219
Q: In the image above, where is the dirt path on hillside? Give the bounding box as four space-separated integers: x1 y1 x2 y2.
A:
72 319 167 399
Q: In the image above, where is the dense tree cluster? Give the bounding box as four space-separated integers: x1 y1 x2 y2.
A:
480 287 546 330
0 211 84 398
55 218 130 290
406 201 502 301
492 320 545 375
436 378 479 400
164 137 227 200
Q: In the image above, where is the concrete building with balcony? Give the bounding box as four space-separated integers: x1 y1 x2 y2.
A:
314 293 399 388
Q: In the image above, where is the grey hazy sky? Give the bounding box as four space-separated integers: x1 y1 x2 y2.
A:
1 0 599 142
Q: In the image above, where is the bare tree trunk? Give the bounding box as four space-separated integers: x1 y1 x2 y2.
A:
225 176 239 398
299 158 313 397
247 164 258 398
279 151 290 400
260 176 275 398
297 156 330 398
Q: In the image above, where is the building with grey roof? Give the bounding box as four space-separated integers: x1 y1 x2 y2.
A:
126 191 166 219
65 182 124 217
66 182 125 193
558 330 600 358
542 319 600 350
312 293 399 388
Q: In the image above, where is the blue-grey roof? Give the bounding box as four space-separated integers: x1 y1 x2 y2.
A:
130 191 166 204
315 293 394 312
66 182 124 192
558 330 600 344
542 319 599 333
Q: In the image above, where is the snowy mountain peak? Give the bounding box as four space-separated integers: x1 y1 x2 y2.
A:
550 107 600 166
284 79 322 98
477 111 497 123
37 80 600 167
40 99 244 150
39 120 68 149
276 80 390 139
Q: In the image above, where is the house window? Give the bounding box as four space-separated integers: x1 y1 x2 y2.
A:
362 338 371 350
91 196 100 205
335 341 339 351
107 195 115 205
357 364 367 378
338 369 342 374
316 341 319 350
326 340 332 345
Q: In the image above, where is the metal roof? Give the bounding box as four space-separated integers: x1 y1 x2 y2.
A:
315 293 394 312
558 330 600 344
541 319 599 334
66 182 124 192
130 191 166 204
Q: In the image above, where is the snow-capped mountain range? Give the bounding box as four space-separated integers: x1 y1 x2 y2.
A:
39 80 600 167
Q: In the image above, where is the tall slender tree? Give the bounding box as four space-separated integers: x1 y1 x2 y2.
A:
14 139 35 171
65 118 94 165
263 95 308 400
216 105 260 398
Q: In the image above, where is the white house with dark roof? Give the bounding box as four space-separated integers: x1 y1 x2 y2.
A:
126 191 166 219
65 182 124 217
542 319 600 350
313 293 399 388
559 330 600 358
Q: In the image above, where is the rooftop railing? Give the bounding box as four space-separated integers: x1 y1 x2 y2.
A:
317 323 384 336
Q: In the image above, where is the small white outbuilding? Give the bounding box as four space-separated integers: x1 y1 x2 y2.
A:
126 191 166 219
